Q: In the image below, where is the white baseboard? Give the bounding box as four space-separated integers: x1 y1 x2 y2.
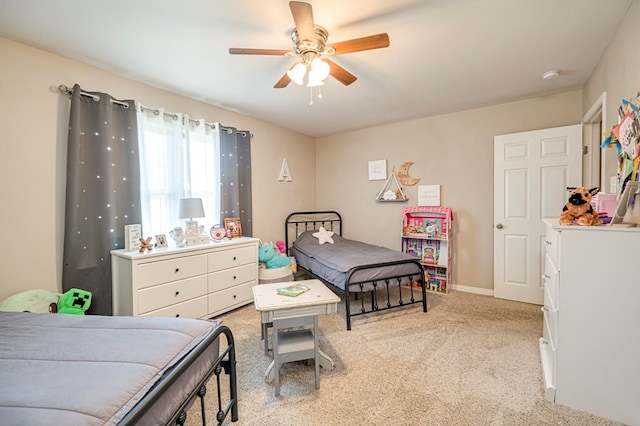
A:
451 283 494 296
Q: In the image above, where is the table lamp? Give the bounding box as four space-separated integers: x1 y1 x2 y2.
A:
178 198 205 238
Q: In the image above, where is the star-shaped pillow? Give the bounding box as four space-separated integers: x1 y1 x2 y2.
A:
312 226 334 244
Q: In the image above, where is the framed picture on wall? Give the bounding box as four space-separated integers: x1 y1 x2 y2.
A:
368 159 387 180
224 217 242 238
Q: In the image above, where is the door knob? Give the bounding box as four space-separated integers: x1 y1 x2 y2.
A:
496 223 504 229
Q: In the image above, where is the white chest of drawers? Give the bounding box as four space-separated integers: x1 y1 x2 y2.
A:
111 237 259 319
540 220 640 425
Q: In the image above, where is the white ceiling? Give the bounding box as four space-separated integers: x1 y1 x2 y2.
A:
0 0 632 137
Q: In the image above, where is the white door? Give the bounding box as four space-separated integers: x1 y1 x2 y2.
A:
494 125 582 304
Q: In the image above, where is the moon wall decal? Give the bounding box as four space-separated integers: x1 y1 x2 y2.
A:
398 161 420 186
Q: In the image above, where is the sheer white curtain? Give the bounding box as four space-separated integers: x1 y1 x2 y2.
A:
136 103 221 237
183 115 221 228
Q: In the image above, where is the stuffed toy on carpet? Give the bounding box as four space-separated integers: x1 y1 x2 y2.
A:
559 186 603 226
0 289 60 313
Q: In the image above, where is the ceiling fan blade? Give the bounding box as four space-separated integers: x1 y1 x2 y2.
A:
326 59 357 86
329 33 390 55
290 1 315 41
229 48 290 56
274 72 292 89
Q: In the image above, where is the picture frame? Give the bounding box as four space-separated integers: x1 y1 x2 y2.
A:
224 217 242 238
155 234 168 248
368 159 387 181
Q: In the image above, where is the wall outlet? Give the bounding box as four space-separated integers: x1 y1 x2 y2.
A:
610 176 618 194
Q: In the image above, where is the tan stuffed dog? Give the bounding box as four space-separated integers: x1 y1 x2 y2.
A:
559 187 603 226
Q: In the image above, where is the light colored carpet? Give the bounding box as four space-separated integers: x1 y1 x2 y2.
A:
185 289 621 426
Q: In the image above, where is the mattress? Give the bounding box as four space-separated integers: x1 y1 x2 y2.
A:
0 311 220 426
292 231 422 291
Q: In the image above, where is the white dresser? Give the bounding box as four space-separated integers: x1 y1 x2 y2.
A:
540 220 640 425
111 237 259 319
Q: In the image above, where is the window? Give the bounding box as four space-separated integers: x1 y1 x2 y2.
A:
137 106 220 237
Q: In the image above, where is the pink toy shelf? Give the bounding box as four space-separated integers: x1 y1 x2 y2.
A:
401 206 453 294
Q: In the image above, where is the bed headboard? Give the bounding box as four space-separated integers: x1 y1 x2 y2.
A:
284 211 342 255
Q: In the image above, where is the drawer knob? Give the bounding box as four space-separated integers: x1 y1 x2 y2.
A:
233 294 237 299
233 276 237 280
175 268 180 273
175 291 180 297
175 314 180 318
233 256 237 261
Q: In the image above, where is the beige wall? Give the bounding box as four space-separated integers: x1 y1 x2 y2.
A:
0 37 316 300
583 0 639 191
1 0 636 301
316 92 583 291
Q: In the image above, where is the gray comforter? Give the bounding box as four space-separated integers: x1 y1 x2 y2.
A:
0 311 220 425
292 231 422 291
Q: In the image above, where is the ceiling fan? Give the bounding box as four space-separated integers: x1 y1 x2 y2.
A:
228 1 390 89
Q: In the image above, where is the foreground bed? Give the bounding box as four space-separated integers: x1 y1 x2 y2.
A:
286 211 427 330
0 311 238 425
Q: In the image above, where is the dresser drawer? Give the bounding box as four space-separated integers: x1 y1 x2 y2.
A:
140 295 208 319
137 254 207 289
544 226 560 268
207 281 254 316
208 246 257 272
208 263 256 293
542 305 558 351
137 275 208 314
543 253 559 310
539 337 556 402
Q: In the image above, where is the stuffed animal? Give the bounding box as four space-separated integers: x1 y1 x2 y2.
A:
57 288 92 315
0 289 60 313
258 242 291 269
275 240 286 254
559 187 603 226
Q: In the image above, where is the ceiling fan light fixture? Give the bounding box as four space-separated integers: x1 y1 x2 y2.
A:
310 58 330 80
287 62 306 85
307 59 330 87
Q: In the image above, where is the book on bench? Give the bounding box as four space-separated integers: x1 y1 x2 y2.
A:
276 284 310 297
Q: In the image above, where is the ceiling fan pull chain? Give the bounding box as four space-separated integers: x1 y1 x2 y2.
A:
318 86 323 100
309 87 314 106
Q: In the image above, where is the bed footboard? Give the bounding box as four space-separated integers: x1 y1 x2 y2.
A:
119 325 238 426
344 259 426 330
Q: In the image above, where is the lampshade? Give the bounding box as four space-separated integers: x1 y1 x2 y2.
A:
287 62 307 86
178 198 205 219
307 59 330 87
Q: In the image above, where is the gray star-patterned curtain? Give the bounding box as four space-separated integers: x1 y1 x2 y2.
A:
219 126 252 236
63 84 141 315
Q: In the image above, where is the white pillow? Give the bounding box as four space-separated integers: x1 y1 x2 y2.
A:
312 226 334 244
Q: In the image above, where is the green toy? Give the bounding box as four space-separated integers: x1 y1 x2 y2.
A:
0 289 60 313
57 288 92 315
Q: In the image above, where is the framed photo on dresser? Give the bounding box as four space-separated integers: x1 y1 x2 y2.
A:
224 218 242 238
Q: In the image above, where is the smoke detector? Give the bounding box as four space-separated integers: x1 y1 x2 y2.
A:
541 70 560 80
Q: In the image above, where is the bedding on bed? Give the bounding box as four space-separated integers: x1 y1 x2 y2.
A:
0 311 221 426
292 230 422 291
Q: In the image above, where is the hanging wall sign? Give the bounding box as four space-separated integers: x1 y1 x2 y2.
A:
278 158 292 181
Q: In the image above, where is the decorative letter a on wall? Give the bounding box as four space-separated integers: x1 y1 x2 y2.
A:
278 158 292 182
